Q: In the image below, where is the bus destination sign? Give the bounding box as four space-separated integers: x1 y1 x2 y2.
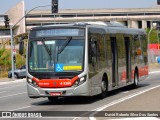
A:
35 29 84 37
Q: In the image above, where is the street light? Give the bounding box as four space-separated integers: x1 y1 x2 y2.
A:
10 5 52 80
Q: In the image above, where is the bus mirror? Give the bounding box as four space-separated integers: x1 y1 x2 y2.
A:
19 40 24 55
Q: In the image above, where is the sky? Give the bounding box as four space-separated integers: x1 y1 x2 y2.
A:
0 0 158 14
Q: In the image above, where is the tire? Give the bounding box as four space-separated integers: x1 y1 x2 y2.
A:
133 71 139 88
48 97 58 102
8 74 11 78
14 74 18 79
9 73 19 79
99 76 108 99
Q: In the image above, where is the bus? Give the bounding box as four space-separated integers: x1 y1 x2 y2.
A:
21 22 148 101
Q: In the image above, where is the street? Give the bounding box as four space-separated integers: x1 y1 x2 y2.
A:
0 71 160 120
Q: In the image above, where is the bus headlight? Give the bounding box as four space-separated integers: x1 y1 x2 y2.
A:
72 76 86 87
27 77 38 87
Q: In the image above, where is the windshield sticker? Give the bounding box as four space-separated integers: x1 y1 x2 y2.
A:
55 64 82 72
56 64 64 72
37 41 43 45
63 66 82 71
45 41 55 45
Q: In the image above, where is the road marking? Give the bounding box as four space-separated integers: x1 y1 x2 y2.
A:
10 106 31 111
74 85 160 120
0 85 23 90
122 91 129 94
0 91 6 94
88 85 160 120
149 71 160 74
0 92 27 99
0 79 25 85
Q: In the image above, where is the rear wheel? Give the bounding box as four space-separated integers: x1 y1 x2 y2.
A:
48 97 58 102
133 71 139 88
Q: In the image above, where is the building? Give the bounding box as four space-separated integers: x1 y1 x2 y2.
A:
1 0 160 44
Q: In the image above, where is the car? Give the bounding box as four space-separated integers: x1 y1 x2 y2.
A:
8 65 26 79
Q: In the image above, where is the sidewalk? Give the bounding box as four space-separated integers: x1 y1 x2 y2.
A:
149 63 160 72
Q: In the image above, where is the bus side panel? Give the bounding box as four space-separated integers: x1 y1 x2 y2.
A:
88 27 107 96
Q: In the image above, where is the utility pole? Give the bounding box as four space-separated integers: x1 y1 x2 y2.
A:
9 5 52 80
3 15 15 79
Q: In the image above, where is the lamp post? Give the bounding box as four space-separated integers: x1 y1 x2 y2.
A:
10 5 52 80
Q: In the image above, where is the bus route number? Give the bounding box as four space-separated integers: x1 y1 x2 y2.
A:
60 82 71 86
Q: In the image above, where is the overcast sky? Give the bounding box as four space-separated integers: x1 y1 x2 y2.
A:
0 0 158 14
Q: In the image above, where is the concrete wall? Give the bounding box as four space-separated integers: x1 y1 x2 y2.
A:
6 0 25 35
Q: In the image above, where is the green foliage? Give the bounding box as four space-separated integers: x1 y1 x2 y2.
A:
0 48 26 78
0 49 11 67
0 48 5 57
146 28 159 44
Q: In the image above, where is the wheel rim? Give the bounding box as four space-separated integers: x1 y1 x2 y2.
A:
135 74 138 85
14 74 17 79
101 80 107 92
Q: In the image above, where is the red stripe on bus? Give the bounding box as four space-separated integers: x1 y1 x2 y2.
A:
32 76 79 88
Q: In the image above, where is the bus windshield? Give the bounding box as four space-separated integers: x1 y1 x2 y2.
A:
28 38 84 72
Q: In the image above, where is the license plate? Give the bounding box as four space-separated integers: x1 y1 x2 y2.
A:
50 92 62 96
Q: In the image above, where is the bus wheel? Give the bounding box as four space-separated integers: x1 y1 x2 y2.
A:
100 76 108 99
48 97 58 102
133 71 139 88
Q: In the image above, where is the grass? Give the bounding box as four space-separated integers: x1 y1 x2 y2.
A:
0 48 26 78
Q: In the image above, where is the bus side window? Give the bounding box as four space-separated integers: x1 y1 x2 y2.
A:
89 38 98 67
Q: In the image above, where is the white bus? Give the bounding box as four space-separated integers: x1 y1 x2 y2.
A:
20 22 148 101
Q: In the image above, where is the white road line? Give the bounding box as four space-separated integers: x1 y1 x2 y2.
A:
73 85 160 120
0 91 6 94
10 106 31 111
0 92 27 99
149 71 160 74
0 85 23 90
0 79 25 85
88 85 160 120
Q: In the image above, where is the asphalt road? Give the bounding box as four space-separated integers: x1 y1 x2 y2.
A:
0 71 160 120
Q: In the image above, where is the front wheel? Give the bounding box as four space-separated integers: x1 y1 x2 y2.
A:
99 76 108 99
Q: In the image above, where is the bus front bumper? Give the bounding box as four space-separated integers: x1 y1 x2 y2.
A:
27 81 89 98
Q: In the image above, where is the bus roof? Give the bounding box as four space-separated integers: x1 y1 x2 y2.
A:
30 21 146 35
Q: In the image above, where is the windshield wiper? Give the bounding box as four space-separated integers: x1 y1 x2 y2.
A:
41 38 52 56
58 37 72 54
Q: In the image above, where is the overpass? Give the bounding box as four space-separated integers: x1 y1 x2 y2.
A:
25 7 160 31
1 1 160 35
